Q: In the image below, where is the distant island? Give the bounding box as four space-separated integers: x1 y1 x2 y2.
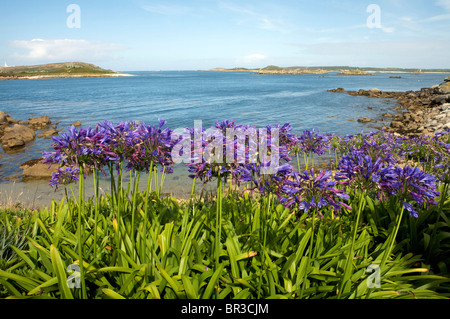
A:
209 65 450 75
0 62 134 80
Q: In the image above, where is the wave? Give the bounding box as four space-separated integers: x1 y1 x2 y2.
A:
263 90 322 99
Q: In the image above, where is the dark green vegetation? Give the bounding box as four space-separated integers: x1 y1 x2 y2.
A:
0 173 449 299
0 62 117 78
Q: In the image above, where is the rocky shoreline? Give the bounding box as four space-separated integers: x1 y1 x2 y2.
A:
328 76 450 137
0 112 85 180
256 69 329 75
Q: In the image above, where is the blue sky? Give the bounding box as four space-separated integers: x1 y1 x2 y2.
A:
1 0 449 70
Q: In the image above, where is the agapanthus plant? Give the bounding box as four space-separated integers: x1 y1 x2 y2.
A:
43 125 112 171
423 131 450 183
334 150 390 199
271 122 298 158
124 119 178 173
238 162 294 197
377 164 441 268
280 168 351 220
184 121 292 188
359 133 398 166
387 165 441 217
49 165 80 190
292 128 331 170
43 119 179 197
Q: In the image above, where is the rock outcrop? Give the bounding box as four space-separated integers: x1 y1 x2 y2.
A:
0 124 36 150
20 158 58 180
328 77 450 137
26 115 51 130
0 112 57 150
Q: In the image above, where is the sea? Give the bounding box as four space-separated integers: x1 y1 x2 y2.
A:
0 70 448 207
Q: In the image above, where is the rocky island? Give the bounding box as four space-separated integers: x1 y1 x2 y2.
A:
255 65 328 75
0 62 134 80
210 65 450 75
337 69 370 76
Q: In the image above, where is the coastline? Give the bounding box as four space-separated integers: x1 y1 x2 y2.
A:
328 76 450 137
207 65 450 75
0 73 136 81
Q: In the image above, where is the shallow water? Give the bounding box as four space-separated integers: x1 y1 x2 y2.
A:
0 71 448 207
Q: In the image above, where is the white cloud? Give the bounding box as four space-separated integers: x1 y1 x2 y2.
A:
421 13 450 22
10 39 124 63
243 53 267 61
380 26 395 33
235 53 267 66
436 0 450 11
400 16 414 22
219 2 291 33
419 0 450 22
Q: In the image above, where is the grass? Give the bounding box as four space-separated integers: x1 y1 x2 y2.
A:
0 172 448 299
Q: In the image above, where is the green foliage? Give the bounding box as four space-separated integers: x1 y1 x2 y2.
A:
0 168 449 299
0 62 115 78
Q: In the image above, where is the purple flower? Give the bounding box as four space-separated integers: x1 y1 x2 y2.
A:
280 168 352 219
184 121 293 187
388 165 441 216
123 120 178 173
49 166 80 190
402 201 418 218
239 162 294 196
295 128 331 156
43 119 180 189
334 150 387 196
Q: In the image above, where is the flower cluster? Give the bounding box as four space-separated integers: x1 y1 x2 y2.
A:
184 121 293 186
334 150 388 195
390 165 441 217
238 162 294 197
334 148 440 217
294 128 331 156
280 169 352 219
43 120 179 188
43 118 446 220
48 166 80 190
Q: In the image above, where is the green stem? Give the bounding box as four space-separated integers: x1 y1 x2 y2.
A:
160 166 167 195
118 161 124 214
215 173 223 271
338 191 366 299
303 152 309 170
257 193 271 299
300 207 317 299
381 205 405 268
131 170 140 258
428 182 449 263
154 167 159 198
144 161 154 218
93 169 99 260
214 173 223 298
189 177 196 212
77 165 87 299
108 163 117 212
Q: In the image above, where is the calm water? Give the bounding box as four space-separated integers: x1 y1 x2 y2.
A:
0 71 448 207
